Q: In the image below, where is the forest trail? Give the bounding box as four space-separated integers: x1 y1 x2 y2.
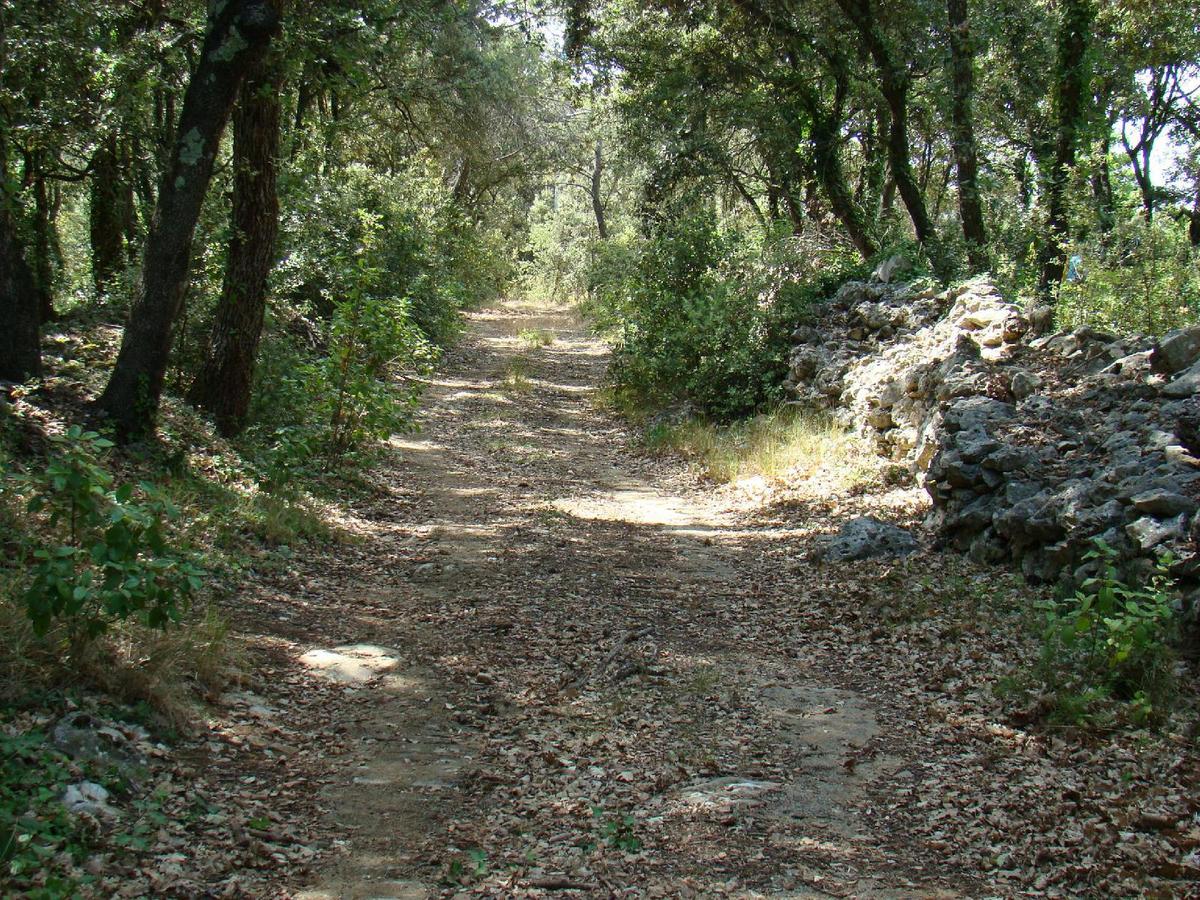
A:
286 297 957 898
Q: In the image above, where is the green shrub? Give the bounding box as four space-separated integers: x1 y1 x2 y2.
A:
275 160 505 349
596 212 861 419
1057 213 1200 336
13 427 202 640
1037 540 1180 726
246 162 513 481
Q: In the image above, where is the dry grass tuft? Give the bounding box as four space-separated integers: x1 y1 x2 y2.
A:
645 407 876 487
0 586 239 729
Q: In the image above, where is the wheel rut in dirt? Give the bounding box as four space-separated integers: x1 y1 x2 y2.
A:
293 298 954 899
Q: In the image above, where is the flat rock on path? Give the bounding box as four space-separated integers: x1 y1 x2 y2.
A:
285 298 959 899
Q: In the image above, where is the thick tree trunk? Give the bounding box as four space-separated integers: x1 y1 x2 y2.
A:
590 140 608 240
94 0 281 440
89 134 127 296
946 0 988 273
0 143 40 383
1036 0 1094 299
0 211 41 383
187 45 283 437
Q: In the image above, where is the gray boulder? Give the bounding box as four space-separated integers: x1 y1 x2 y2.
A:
815 517 918 562
1126 515 1188 551
1130 489 1197 519
872 255 911 284
1010 369 1042 400
1163 359 1200 398
1150 326 1200 375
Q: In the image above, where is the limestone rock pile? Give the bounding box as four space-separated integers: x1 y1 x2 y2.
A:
785 277 1027 466
786 271 1200 586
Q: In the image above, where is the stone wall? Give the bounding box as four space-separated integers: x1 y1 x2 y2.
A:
786 271 1200 589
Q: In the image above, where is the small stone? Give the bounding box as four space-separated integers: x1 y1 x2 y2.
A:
1010 369 1042 401
63 781 117 819
1163 360 1200 398
866 406 894 429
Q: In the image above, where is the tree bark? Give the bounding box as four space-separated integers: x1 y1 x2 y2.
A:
808 110 877 259
0 212 41 383
1036 0 1094 299
89 134 127 296
187 39 283 437
31 157 56 321
946 0 988 273
788 58 876 259
590 140 608 240
94 0 281 440
835 0 940 269
1091 134 1115 235
0 134 40 382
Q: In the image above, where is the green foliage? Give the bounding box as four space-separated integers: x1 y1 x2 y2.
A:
244 162 516 482
444 847 488 885
1037 540 1180 726
317 243 432 455
0 727 90 897
590 804 642 852
276 161 504 349
596 212 862 419
13 427 202 640
1058 214 1200 336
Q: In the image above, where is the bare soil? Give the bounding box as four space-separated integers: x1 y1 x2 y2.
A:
214 297 1197 898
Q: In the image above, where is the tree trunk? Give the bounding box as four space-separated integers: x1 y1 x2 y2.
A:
782 177 806 235
590 140 608 240
1036 0 1094 299
805 101 878 259
31 158 56 321
0 135 40 382
94 0 281 441
1091 134 1115 235
187 42 283 437
1189 183 1200 247
835 0 940 269
946 0 988 273
89 134 127 296
0 212 41 383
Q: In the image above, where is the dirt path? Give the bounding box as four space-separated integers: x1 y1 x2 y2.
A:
246 296 1197 899
276 297 953 899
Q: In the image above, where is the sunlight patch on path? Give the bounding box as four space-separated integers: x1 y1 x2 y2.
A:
299 645 403 685
552 487 721 533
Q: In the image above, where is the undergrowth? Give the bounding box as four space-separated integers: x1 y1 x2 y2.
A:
996 541 1185 731
642 406 874 487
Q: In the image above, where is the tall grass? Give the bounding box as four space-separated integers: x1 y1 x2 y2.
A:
644 406 874 486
